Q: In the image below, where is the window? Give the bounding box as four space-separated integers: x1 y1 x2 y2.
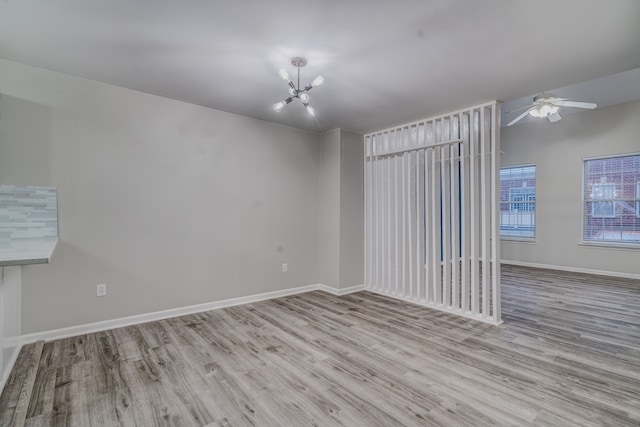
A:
500 165 536 239
583 153 640 245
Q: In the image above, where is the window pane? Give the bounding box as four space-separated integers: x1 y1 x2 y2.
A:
583 154 640 244
500 165 536 238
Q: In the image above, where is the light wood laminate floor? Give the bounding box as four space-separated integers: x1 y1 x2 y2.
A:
1 265 640 426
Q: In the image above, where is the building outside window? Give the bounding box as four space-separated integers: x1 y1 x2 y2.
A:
591 181 615 218
583 153 640 244
500 165 536 239
509 187 536 212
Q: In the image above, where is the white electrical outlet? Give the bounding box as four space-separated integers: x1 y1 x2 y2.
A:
282 263 288 273
96 283 107 297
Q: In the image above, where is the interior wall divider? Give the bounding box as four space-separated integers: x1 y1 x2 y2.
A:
364 101 502 324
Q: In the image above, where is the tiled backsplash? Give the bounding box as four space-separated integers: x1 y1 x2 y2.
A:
0 185 58 240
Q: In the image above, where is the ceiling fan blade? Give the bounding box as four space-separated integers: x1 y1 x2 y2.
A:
553 100 597 109
548 112 562 123
504 104 534 115
506 108 533 126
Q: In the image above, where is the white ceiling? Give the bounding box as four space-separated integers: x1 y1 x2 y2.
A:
1 0 639 134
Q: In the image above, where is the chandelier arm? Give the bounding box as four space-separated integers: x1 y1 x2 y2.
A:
277 97 293 106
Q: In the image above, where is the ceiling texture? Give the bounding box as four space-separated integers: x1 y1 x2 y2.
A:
0 0 639 134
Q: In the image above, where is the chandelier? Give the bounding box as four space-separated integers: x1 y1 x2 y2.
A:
273 57 324 117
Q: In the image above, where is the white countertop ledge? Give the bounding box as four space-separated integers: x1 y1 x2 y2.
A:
0 238 58 267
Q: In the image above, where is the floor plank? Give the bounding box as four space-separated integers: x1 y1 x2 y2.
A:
1 265 640 426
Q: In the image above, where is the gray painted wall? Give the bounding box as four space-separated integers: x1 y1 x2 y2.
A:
500 100 640 276
339 130 364 289
318 130 341 288
318 129 364 289
0 60 321 333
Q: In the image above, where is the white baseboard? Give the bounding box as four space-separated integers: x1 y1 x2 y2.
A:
318 284 365 296
500 259 640 280
20 282 365 344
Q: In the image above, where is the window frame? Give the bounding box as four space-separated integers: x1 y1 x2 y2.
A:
499 164 536 241
581 152 640 248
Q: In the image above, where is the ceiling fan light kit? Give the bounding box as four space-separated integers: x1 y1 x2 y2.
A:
506 93 597 126
273 57 323 118
528 103 559 118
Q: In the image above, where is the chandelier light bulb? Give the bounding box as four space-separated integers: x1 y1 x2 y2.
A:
278 68 290 81
273 101 286 112
289 87 297 96
299 93 310 103
306 105 317 118
311 76 325 87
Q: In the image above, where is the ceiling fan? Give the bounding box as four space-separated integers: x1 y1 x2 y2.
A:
505 93 597 126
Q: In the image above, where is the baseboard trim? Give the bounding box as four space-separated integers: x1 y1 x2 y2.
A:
20 282 365 344
500 259 640 280
317 284 365 296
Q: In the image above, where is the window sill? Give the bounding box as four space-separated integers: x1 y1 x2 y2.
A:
500 237 537 244
579 241 640 251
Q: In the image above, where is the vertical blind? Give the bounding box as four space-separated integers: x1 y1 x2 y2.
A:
364 102 502 324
